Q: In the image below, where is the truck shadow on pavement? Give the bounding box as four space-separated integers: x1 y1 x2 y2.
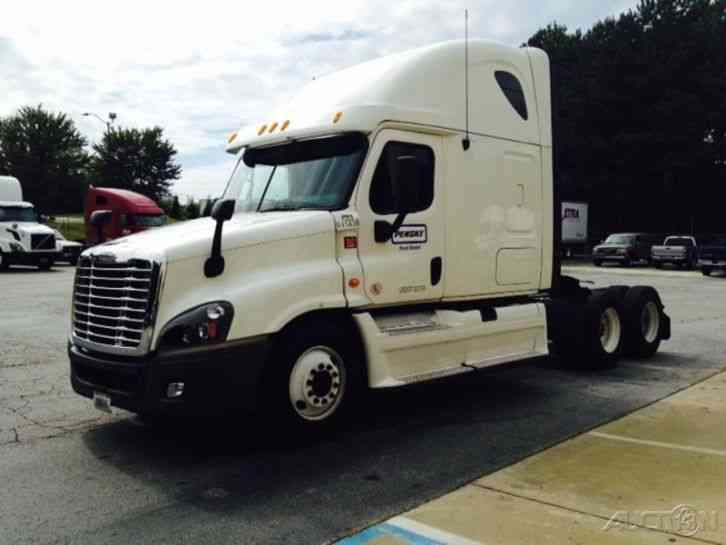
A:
76 354 712 533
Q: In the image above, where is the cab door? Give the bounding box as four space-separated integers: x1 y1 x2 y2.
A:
356 129 444 306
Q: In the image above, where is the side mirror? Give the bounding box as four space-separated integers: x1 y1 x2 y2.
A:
39 214 49 224
211 198 235 221
205 199 236 278
374 155 424 243
89 209 112 244
89 209 112 227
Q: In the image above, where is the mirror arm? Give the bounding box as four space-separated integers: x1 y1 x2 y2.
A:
374 212 408 243
204 219 226 278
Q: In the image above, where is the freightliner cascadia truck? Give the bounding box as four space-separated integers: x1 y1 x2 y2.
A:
69 40 671 429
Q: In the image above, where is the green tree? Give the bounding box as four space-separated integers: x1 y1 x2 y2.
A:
170 195 183 219
527 0 726 236
0 105 89 213
90 126 181 201
184 198 200 219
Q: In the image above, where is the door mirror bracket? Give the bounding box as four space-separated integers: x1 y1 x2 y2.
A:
204 199 235 278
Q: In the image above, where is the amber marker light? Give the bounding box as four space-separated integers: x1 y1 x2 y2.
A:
348 278 360 288
227 132 238 143
280 120 290 131
333 111 343 123
257 124 268 136
268 122 279 133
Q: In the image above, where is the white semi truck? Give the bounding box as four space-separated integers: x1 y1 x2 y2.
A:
0 175 60 270
69 40 670 428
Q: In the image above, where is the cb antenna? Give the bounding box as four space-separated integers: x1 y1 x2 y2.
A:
462 9 471 151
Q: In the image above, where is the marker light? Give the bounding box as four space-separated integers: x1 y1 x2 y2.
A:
166 382 185 398
257 124 268 136
333 111 343 123
280 120 290 131
227 132 238 143
268 122 279 133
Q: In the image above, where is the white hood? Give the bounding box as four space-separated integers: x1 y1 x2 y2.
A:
84 210 335 263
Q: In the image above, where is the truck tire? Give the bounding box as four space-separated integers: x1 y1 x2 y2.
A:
262 320 364 432
580 291 624 369
621 257 631 268
622 286 662 358
0 250 8 271
38 259 54 271
702 267 712 276
593 259 602 267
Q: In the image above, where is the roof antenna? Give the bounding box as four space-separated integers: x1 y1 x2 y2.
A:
462 9 471 151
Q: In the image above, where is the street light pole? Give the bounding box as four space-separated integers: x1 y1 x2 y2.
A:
83 112 117 132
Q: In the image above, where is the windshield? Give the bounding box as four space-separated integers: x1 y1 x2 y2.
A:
223 133 368 213
0 206 37 222
605 234 634 245
665 237 694 247
127 214 167 227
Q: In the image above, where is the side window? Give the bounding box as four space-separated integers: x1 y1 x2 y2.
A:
370 141 434 215
494 71 528 120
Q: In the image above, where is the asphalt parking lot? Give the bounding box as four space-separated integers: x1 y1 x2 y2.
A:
1 264 725 545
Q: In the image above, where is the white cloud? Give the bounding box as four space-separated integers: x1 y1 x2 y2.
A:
0 0 638 200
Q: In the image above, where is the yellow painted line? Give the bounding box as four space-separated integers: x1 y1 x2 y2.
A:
589 431 726 458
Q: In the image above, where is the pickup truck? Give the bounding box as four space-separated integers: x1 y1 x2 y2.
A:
699 237 726 276
651 236 698 269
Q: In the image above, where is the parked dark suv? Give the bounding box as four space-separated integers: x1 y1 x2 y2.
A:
593 233 661 267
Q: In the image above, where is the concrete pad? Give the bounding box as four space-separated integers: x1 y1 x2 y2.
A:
478 433 726 542
404 485 704 544
597 372 726 451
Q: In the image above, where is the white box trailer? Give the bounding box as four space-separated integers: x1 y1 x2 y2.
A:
68 40 671 429
562 201 588 243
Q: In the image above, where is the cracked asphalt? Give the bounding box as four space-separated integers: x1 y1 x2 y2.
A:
1 263 725 545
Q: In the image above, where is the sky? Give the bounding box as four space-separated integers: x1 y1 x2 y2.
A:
0 0 637 201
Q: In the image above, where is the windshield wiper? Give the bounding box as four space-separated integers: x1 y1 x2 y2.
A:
259 205 325 213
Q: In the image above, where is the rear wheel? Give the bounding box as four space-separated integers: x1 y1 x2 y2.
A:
593 259 602 267
0 251 8 271
702 267 712 276
37 259 54 271
567 291 624 370
621 257 632 267
262 320 364 432
622 286 662 358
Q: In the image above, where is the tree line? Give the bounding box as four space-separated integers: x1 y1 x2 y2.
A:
0 105 185 216
526 0 726 238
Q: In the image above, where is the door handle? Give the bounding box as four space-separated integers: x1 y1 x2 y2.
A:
431 257 442 286
516 184 525 207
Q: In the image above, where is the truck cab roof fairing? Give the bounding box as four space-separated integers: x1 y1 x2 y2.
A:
228 40 550 153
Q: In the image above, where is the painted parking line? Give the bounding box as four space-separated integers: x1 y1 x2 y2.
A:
589 431 726 458
337 516 483 545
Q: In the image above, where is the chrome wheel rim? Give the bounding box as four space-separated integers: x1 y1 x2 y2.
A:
288 346 346 421
599 307 621 354
641 301 660 344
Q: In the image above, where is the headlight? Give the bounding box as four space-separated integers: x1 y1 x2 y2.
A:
616 248 627 254
9 242 24 252
159 302 234 350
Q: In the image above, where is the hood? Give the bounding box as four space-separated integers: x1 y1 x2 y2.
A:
5 222 56 235
594 243 631 250
84 210 335 263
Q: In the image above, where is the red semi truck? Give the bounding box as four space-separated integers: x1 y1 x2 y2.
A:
84 187 167 244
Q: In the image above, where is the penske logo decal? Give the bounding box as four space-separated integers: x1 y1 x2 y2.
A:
392 225 427 245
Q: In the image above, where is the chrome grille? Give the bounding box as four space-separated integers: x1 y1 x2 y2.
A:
72 256 160 353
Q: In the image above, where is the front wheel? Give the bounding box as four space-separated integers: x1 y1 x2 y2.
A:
0 251 8 271
702 267 712 276
262 320 364 431
593 259 602 267
37 259 54 271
